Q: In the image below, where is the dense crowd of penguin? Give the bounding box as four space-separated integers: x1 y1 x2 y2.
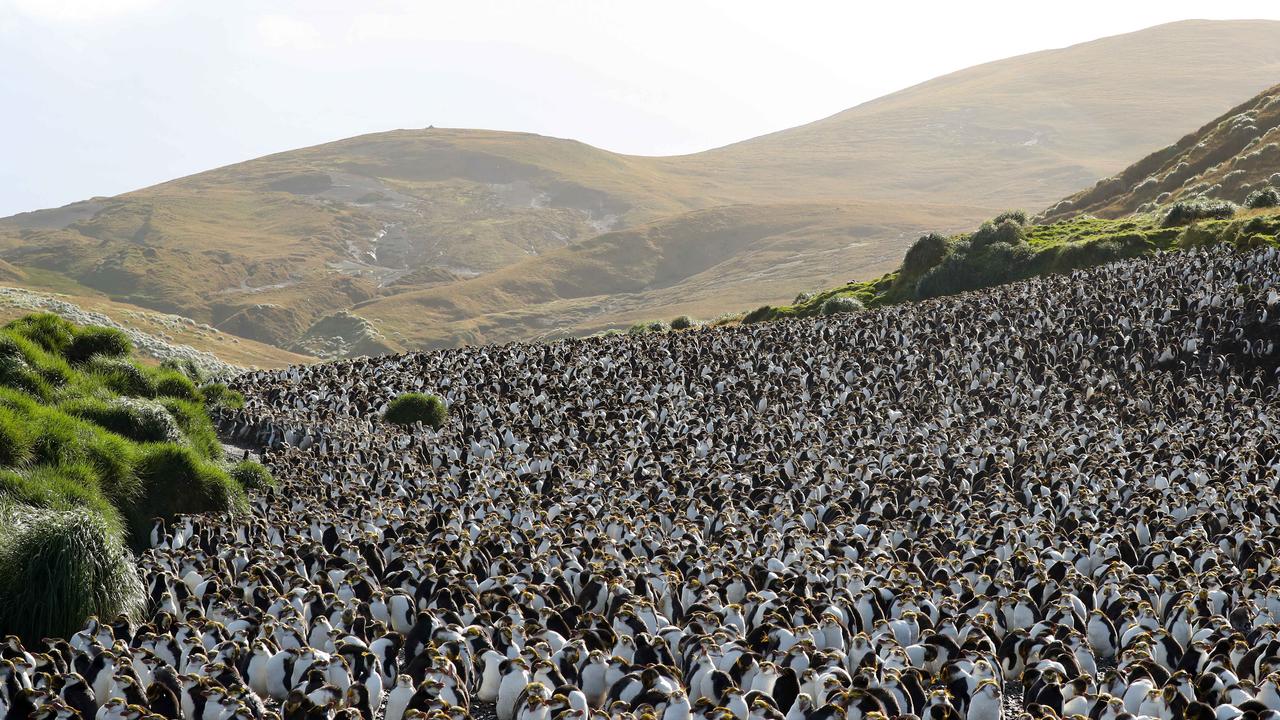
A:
6 244 1280 720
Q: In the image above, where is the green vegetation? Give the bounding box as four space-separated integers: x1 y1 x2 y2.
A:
821 296 864 316
1162 198 1238 226
669 315 695 330
0 507 145 645
384 392 448 429
758 209 1280 322
0 313 251 642
1247 187 1280 209
229 460 276 492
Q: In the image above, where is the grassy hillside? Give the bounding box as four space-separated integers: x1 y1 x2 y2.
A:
354 200 990 348
0 314 271 642
726 207 1280 327
2 20 1277 355
1041 83 1280 221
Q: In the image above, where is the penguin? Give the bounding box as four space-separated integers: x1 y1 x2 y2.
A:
384 675 416 720
491 655 527 717
964 679 1001 720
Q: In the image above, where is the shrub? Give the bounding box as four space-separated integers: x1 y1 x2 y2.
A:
4 314 75 355
793 292 815 304
1245 187 1280 209
669 316 694 330
821 296 864 316
125 444 245 544
0 506 144 644
384 393 448 429
1163 198 1238 226
64 327 132 365
199 383 244 411
901 233 950 276
626 323 652 336
229 461 276 492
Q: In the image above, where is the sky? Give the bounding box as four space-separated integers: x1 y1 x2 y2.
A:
1 1 1279 217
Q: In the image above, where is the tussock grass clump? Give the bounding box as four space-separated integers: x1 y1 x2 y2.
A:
85 356 154 397
0 313 250 640
743 306 776 324
384 392 448 429
4 314 76 355
152 369 201 402
200 382 245 411
669 315 695 330
821 296 864 316
0 406 34 467
1163 198 1238 226
125 444 245 543
0 506 143 644
230 460 276 492
62 397 184 445
158 398 222 459
1246 187 1280 209
160 357 208 383
64 327 132 365
901 233 950 276
0 465 123 534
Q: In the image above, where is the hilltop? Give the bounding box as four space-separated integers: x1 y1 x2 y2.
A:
2 20 1278 355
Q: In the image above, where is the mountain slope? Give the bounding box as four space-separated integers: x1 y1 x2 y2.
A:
353 200 990 348
676 20 1280 208
3 20 1278 355
1039 82 1280 221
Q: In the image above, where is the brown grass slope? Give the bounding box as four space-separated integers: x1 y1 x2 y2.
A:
355 200 993 348
1 20 1278 355
673 20 1280 209
1039 83 1280 221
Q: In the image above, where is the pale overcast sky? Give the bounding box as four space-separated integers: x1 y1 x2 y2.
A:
2 0 1279 217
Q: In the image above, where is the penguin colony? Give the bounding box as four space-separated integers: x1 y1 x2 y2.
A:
6 244 1280 720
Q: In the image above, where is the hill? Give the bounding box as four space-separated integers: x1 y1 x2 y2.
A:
353 200 990 347
3 20 1278 355
679 20 1280 209
1040 82 1280 221
720 84 1280 326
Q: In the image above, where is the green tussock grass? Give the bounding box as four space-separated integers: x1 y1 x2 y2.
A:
0 313 252 641
0 505 145 644
384 392 448 429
